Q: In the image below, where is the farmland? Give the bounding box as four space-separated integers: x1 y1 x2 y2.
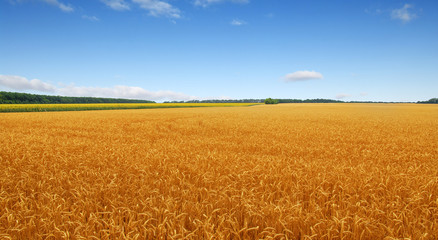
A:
0 102 261 112
0 103 437 239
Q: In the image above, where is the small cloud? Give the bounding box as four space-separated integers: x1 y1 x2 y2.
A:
82 15 100 21
198 95 232 101
0 75 194 101
7 0 22 5
265 13 274 18
230 19 246 26
391 4 416 23
365 8 382 15
360 92 368 96
283 71 324 82
194 0 249 7
0 75 56 92
101 0 180 18
336 93 351 99
101 0 130 11
7 0 74 12
42 0 74 12
57 3 73 12
132 0 181 18
217 96 232 100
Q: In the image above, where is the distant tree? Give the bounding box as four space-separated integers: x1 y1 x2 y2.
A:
417 98 438 104
0 91 156 104
264 98 279 104
276 98 343 103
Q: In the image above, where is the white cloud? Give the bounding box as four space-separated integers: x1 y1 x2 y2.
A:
391 4 416 23
7 0 74 12
194 0 249 7
265 13 274 18
132 0 181 18
364 8 382 15
42 0 74 12
56 85 195 101
230 19 246 26
360 92 368 96
82 15 100 21
101 0 130 11
283 71 324 82
0 75 195 101
336 94 351 99
0 75 57 92
101 0 180 18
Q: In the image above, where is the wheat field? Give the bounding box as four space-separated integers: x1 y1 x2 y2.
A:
0 103 437 239
0 103 260 112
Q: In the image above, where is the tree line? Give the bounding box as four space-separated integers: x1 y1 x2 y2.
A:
417 98 438 104
166 98 345 104
277 98 343 103
0 91 155 104
3 91 433 104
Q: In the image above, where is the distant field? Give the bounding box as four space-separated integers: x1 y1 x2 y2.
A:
0 102 261 112
1 104 437 239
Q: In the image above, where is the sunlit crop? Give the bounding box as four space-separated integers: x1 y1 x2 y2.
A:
1 103 437 239
0 102 260 112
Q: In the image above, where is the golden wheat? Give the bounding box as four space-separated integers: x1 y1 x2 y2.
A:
0 103 437 239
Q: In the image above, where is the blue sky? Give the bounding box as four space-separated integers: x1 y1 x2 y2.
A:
1 0 437 102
